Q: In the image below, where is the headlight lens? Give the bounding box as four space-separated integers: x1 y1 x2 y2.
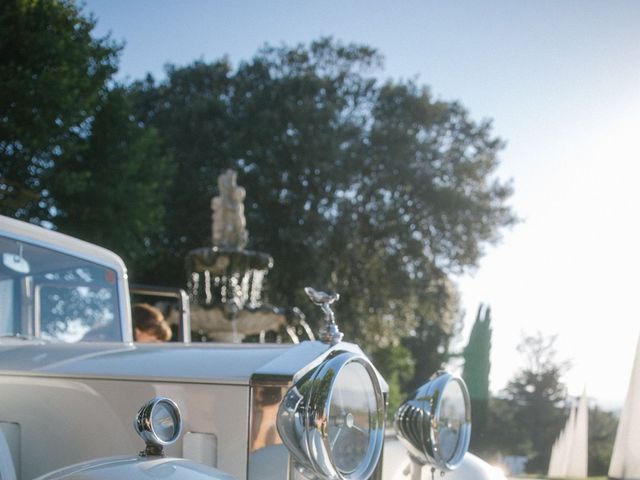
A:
438 378 467 461
151 400 180 443
328 361 377 473
278 351 385 480
394 372 471 471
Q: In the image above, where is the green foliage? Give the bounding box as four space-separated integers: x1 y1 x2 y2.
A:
127 62 236 283
462 304 492 451
371 344 415 418
502 333 570 473
486 396 535 456
401 274 461 391
481 335 618 476
48 88 172 278
0 0 120 222
588 406 618 476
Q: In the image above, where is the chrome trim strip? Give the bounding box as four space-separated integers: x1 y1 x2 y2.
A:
249 384 289 452
33 283 41 338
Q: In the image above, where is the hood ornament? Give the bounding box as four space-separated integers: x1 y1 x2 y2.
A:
304 287 343 345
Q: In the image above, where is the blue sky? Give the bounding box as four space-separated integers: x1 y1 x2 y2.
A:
84 0 640 408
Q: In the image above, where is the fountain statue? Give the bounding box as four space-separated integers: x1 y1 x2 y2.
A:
211 169 249 250
182 170 312 343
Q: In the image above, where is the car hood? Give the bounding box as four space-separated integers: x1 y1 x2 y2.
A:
0 340 334 385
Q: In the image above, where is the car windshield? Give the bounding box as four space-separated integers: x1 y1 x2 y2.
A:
0 234 121 342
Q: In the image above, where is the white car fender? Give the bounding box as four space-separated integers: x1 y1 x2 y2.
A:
383 436 507 480
34 455 235 480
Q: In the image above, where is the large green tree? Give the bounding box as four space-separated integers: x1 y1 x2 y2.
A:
48 87 172 277
401 274 461 391
130 39 516 355
128 63 236 282
462 304 493 452
0 0 120 223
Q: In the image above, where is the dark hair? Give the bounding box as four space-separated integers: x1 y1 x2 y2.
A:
132 303 172 341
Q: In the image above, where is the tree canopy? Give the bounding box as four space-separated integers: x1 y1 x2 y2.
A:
49 87 172 274
501 333 570 472
129 39 516 355
0 0 120 223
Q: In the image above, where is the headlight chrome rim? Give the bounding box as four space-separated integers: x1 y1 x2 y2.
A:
134 396 183 449
395 372 471 471
278 351 386 480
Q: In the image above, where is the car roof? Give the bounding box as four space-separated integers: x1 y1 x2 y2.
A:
0 215 127 274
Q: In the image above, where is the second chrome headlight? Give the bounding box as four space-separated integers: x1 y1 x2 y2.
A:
277 351 385 480
395 372 471 471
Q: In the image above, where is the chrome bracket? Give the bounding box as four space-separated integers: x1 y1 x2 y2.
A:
304 287 343 345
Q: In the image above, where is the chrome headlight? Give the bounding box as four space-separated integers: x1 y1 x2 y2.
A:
277 351 385 479
395 372 471 471
135 396 183 454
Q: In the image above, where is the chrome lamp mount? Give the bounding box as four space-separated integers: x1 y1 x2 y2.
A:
304 287 343 345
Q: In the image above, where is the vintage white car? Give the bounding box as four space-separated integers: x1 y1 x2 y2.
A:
0 215 505 480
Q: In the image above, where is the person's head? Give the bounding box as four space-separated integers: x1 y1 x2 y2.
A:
132 303 172 342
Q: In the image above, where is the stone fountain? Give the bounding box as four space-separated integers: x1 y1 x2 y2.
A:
183 170 312 343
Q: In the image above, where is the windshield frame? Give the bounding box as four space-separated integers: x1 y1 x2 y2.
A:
0 216 132 343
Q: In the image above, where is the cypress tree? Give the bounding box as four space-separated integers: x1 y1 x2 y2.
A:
462 304 492 451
